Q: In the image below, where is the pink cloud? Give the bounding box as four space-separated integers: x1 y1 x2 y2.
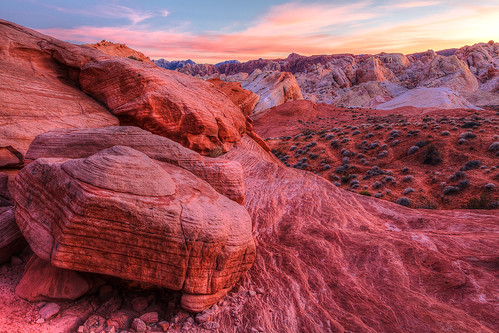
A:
37 2 499 63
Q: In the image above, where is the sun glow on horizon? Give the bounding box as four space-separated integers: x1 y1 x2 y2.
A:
3 1 498 63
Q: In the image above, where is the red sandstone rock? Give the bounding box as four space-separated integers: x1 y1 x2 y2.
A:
25 126 245 204
216 135 499 332
79 58 246 155
16 255 92 301
208 78 260 115
84 40 154 65
0 207 26 264
14 145 255 312
0 20 119 155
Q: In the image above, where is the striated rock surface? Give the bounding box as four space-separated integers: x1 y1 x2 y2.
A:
15 255 94 301
25 126 245 204
216 135 499 333
0 207 26 264
0 20 119 155
13 145 255 312
376 87 481 110
79 58 246 155
208 78 260 116
242 69 303 114
84 40 154 64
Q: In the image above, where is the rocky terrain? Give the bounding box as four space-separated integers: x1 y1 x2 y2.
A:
156 42 499 112
85 40 154 65
0 19 498 333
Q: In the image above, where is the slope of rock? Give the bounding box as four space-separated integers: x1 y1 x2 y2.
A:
79 58 247 155
25 126 246 204
0 20 119 156
208 78 260 116
13 145 255 312
84 40 154 65
376 87 481 110
242 69 303 114
217 135 499 333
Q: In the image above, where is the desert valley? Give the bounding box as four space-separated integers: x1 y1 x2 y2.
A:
0 6 498 333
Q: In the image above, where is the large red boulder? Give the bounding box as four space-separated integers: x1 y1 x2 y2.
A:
79 59 246 155
13 145 255 312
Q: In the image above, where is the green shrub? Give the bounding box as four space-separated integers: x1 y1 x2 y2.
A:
464 192 495 209
359 190 371 196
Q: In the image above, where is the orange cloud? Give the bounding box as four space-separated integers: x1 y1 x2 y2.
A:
38 2 499 63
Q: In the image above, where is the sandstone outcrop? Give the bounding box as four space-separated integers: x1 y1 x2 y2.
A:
25 126 245 204
217 135 499 333
84 40 154 64
208 78 260 115
0 207 26 264
79 59 246 155
15 255 95 301
241 69 303 114
0 20 119 156
14 145 255 312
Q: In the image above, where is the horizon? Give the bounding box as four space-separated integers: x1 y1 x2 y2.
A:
1 1 498 64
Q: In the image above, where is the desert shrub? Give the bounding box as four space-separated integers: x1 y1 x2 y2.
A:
488 142 499 152
462 121 480 128
374 192 382 198
289 145 297 151
359 190 371 196
464 192 496 209
484 183 495 189
402 166 409 173
365 133 374 138
325 134 335 140
208 146 224 157
333 182 341 187
403 187 415 195
372 181 383 189
322 164 331 170
382 176 395 183
443 186 460 195
449 171 466 180
423 145 442 165
458 138 467 145
352 130 360 135
419 197 438 209
330 140 339 148
461 160 482 171
460 132 476 139
396 197 411 207
440 131 450 136
408 146 420 155
391 140 399 146
402 175 414 182
378 151 388 158
458 179 470 189
128 55 143 62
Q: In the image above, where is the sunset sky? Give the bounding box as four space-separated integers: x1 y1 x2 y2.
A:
1 0 498 63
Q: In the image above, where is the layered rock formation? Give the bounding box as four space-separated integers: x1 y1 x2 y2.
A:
84 40 154 65
208 78 260 116
14 144 255 312
240 69 303 114
171 41 498 109
0 20 119 156
0 19 497 333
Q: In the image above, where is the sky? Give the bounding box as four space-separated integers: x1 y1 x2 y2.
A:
1 0 498 63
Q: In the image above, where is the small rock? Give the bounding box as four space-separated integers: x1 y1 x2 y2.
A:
131 297 149 312
203 321 220 330
158 321 170 331
35 318 45 324
39 302 60 320
195 312 211 324
11 255 23 266
249 290 257 297
77 325 85 333
83 315 106 332
35 301 47 309
139 312 158 324
132 318 147 332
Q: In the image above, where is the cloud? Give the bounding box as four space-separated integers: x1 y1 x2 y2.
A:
393 1 441 8
46 3 156 25
161 9 170 17
38 1 499 63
